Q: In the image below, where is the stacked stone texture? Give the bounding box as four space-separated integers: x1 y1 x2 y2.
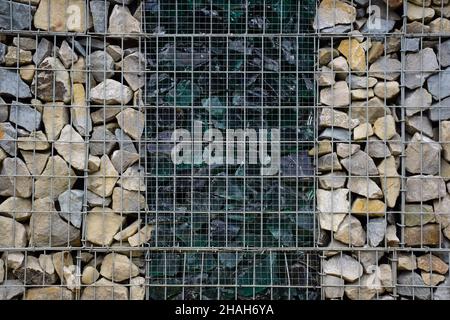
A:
0 0 147 300
315 0 450 300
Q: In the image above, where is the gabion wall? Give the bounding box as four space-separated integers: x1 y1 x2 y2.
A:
316 0 450 300
1 0 450 301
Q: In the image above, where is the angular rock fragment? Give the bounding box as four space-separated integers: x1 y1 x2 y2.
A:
85 207 125 246
32 57 71 103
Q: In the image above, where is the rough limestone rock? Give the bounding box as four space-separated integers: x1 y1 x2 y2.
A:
318 172 347 190
32 57 71 103
85 207 126 246
351 198 386 217
13 256 51 285
404 48 439 89
417 255 449 275
34 155 76 200
30 197 80 247
334 215 366 247
338 39 366 72
71 83 92 136
404 224 441 246
367 218 387 247
108 5 141 34
323 275 345 299
130 277 146 300
0 216 27 248
111 187 146 213
313 0 356 30
406 175 447 202
25 287 74 300
369 56 401 81
116 108 145 140
427 67 450 100
58 189 83 228
397 272 431 300
373 115 396 140
123 52 146 91
54 125 86 171
405 204 435 227
81 278 128 300
319 108 359 129
320 81 350 107
347 177 383 199
323 254 363 282
89 50 115 82
0 158 32 198
90 79 133 105
128 225 154 247
81 266 100 285
378 156 401 208
90 126 117 156
42 102 69 141
87 155 119 197
317 189 348 232
0 197 32 221
118 165 146 192
405 133 441 175
100 253 139 282
340 150 379 176
34 0 87 32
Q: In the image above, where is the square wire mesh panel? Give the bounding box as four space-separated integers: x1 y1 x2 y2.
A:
143 3 317 250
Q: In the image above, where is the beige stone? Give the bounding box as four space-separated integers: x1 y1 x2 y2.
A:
42 102 69 141
100 253 139 282
54 125 86 171
19 64 35 82
128 225 154 247
85 207 126 246
34 155 76 199
417 254 449 275
373 115 396 140
81 266 100 285
354 123 374 140
87 155 119 197
0 197 31 221
34 0 88 32
338 39 367 73
334 215 366 247
81 278 128 300
25 287 73 300
351 198 386 217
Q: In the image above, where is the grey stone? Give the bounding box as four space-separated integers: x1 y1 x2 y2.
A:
435 276 450 300
123 52 146 91
0 68 31 98
108 5 141 34
0 42 7 64
347 75 377 89
58 190 84 228
340 150 378 176
406 175 447 202
86 190 111 207
111 149 140 173
405 48 439 89
32 57 71 103
406 115 434 138
90 0 110 33
369 56 401 81
427 67 450 100
30 197 80 247
319 128 350 142
58 40 78 69
318 153 342 172
90 80 133 105
318 172 347 190
0 0 34 30
367 218 386 247
89 50 114 82
405 38 420 52
347 177 383 199
0 122 18 156
115 129 137 153
90 126 117 156
118 165 146 192
33 38 53 66
430 96 450 121
405 133 441 175
336 143 360 158
106 45 123 62
13 256 51 285
323 254 363 282
364 136 391 158
397 272 431 300
0 280 24 300
438 39 450 67
9 102 41 132
323 275 345 299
